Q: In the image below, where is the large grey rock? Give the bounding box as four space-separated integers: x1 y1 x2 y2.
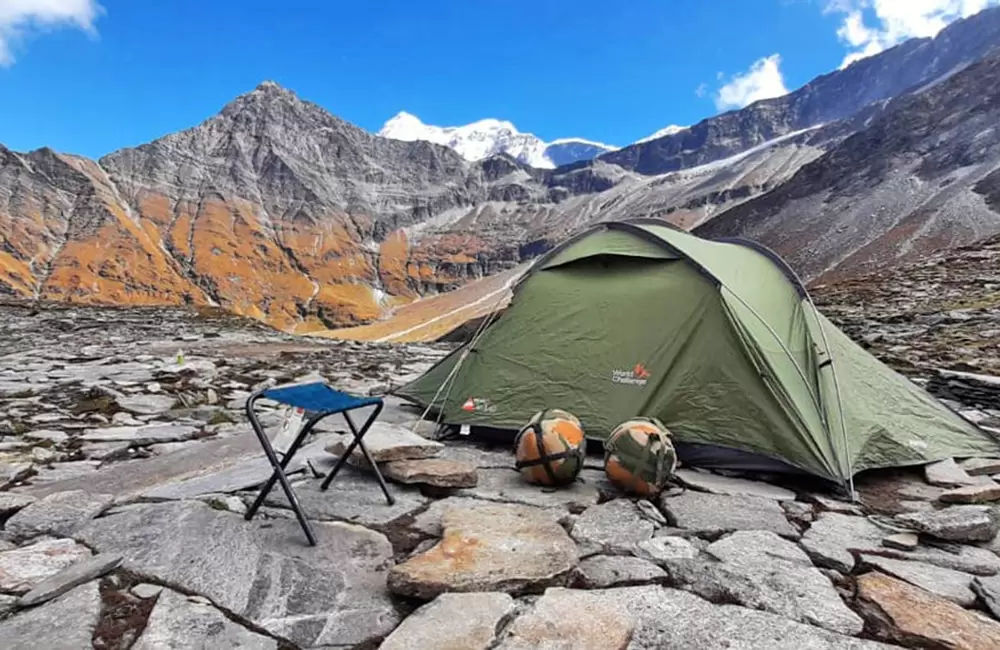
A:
865 544 1000 576
673 469 796 501
4 489 114 539
389 503 579 600
133 588 278 649
18 553 123 607
659 491 800 539
0 493 35 517
80 423 200 446
925 458 981 487
673 530 862 636
0 593 17 617
800 512 886 572
973 574 1000 619
571 500 655 556
325 422 443 462
858 554 977 606
0 581 101 650
500 586 891 650
264 466 429 528
408 495 566 538
458 468 600 513
380 592 515 650
896 505 1000 542
939 482 1000 503
575 555 667 589
0 539 92 593
77 500 399 648
118 393 177 415
704 530 813 567
882 533 918 550
143 457 295 500
496 587 635 650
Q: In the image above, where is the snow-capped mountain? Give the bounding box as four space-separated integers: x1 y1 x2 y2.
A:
635 124 688 144
378 111 615 169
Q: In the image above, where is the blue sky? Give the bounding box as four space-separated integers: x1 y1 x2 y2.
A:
0 0 995 157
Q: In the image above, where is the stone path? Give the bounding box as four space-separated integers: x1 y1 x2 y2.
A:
2 301 1000 649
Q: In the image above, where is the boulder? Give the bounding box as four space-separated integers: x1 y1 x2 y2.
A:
896 505 999 542
18 553 123 607
133 588 278 650
388 503 579 599
659 491 800 539
570 500 655 556
858 554 977 606
672 469 796 501
380 592 515 650
857 572 1000 649
382 458 478 488
4 490 114 539
0 581 101 650
575 556 667 589
0 539 92 593
76 500 400 649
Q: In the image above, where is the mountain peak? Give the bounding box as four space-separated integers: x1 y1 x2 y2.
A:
635 125 688 144
378 111 615 168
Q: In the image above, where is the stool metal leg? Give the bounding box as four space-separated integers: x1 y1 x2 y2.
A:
245 410 325 521
244 394 318 546
320 402 394 505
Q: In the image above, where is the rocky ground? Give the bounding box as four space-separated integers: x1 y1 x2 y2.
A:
1 299 1000 649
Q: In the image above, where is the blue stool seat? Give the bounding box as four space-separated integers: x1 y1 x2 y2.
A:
244 381 391 546
261 384 381 414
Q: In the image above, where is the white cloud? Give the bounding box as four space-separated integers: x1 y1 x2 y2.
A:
0 0 103 66
714 54 790 111
827 0 1000 68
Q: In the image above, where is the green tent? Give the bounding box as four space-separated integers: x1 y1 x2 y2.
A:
396 219 1000 491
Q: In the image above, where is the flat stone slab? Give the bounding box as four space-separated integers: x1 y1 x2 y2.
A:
264 466 429 529
389 503 579 600
380 592 515 650
382 458 478 488
496 587 634 650
18 553 123 607
973 575 1000 620
673 469 796 501
325 422 443 462
896 505 999 542
0 538 92 593
408 496 566 538
133 588 278 650
633 537 700 565
858 554 976 606
659 491 800 539
800 512 886 572
857 572 1000 649
0 581 101 650
575 555 667 589
570 500 655 556
865 544 1000 576
118 393 178 415
435 443 516 469
0 462 33 488
80 423 200 446
457 468 600 513
674 531 862 636
77 500 400 649
500 586 891 650
939 482 1000 503
4 489 114 539
960 457 1000 476
925 458 981 487
882 533 918 550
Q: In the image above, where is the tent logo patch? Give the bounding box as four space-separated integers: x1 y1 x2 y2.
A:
612 363 651 386
462 397 496 413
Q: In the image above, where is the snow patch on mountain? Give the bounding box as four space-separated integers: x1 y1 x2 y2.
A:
378 111 615 168
635 124 689 144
